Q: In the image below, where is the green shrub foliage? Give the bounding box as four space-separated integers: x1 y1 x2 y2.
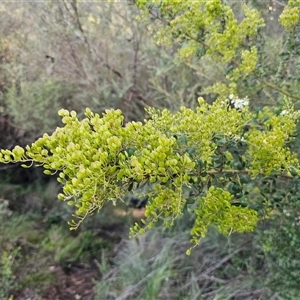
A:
2 0 300 251
136 0 300 103
1 96 300 252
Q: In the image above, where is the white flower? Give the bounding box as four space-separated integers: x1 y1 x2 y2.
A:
227 95 249 109
233 136 246 142
231 98 249 109
280 110 289 116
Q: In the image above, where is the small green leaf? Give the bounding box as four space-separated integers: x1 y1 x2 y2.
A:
128 181 134 191
290 167 298 177
187 147 196 156
217 138 227 146
125 147 136 157
186 198 196 204
178 135 187 145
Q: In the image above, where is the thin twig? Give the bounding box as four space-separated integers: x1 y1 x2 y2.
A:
71 0 122 78
207 169 295 180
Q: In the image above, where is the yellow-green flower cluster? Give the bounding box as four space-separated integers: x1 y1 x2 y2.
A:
136 0 264 63
279 0 300 31
247 107 300 177
1 98 299 245
230 47 258 80
135 1 266 97
188 186 258 254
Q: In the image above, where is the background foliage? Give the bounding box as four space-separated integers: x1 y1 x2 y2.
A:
1 0 300 299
